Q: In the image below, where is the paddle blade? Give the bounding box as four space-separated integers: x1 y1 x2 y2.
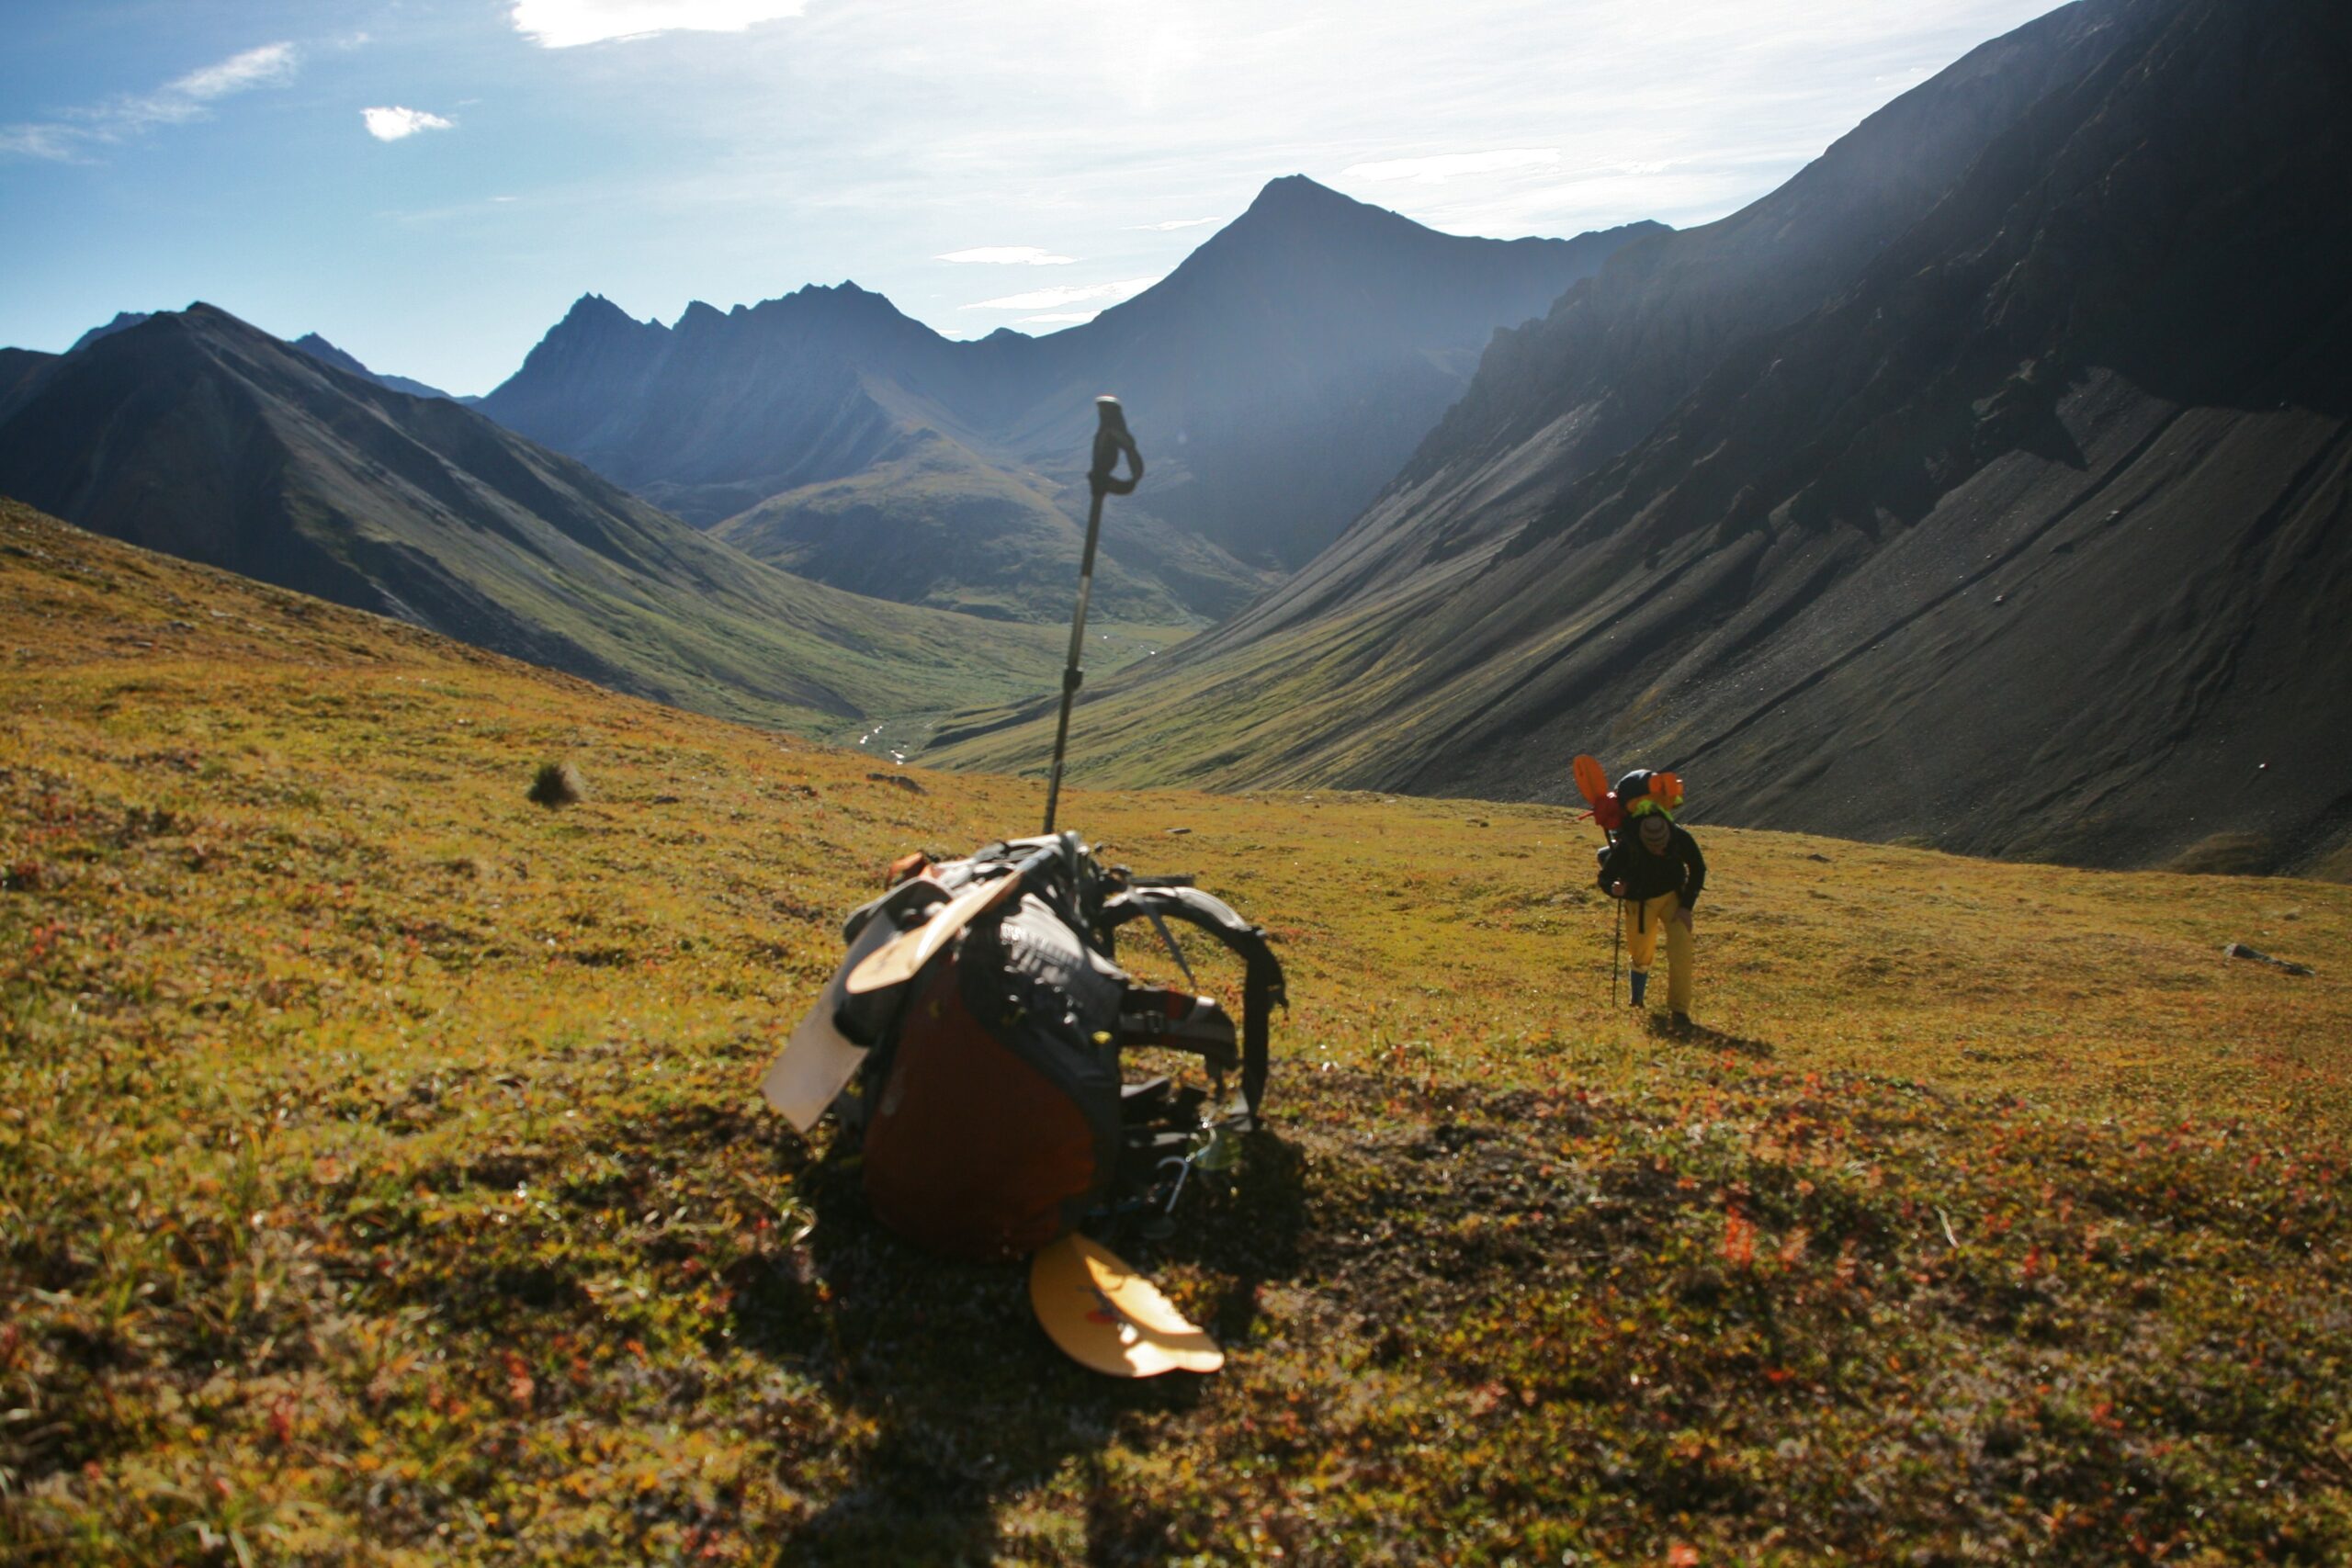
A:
1571 754 1610 809
761 910 910 1131
845 842 1060 996
1029 1235 1223 1377
844 876 997 995
761 996 867 1135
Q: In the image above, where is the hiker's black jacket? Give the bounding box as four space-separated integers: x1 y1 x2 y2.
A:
1596 823 1707 909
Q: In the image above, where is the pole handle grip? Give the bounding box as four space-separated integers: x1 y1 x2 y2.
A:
1091 395 1144 496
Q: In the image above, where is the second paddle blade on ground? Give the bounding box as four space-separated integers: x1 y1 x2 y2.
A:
1028 1234 1223 1378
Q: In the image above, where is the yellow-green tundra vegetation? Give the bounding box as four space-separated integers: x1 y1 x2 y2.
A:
1 496 2346 1565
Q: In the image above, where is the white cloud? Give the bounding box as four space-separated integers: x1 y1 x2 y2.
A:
0 125 79 161
935 246 1075 265
1341 148 1562 185
363 107 455 141
1 41 298 161
174 43 300 101
1017 312 1098 325
962 276 1160 312
511 0 808 48
1126 217 1220 232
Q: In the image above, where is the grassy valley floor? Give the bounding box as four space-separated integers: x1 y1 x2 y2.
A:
1 502 2346 1564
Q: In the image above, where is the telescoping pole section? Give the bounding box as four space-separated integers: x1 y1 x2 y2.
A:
1043 396 1143 834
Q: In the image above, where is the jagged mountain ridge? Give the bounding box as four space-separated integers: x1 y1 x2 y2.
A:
933 0 2352 875
478 182 1662 616
483 287 939 519
0 305 1071 733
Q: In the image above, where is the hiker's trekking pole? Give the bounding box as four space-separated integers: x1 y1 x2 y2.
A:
1043 396 1143 834
1611 897 1623 1007
1567 754 1626 1007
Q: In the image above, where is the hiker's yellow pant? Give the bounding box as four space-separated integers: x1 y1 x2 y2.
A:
1623 892 1694 1011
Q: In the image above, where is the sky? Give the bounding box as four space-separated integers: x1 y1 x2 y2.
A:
1 0 2063 396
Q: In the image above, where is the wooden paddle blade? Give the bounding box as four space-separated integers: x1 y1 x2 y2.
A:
842 841 1062 997
843 876 996 995
1571 754 1610 808
1029 1235 1223 1377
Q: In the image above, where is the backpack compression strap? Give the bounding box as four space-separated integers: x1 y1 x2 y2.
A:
1097 887 1285 1118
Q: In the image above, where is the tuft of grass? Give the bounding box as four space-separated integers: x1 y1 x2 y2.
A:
528 760 588 809
2 498 2348 1564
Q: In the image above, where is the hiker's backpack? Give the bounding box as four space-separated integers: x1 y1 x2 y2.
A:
824 833 1283 1263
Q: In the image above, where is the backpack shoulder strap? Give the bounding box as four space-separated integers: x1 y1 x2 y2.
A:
1096 886 1285 1119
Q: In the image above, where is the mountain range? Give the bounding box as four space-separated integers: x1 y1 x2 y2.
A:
38 312 462 403
478 180 1662 619
936 0 2352 875
0 306 1074 736
5 0 2343 874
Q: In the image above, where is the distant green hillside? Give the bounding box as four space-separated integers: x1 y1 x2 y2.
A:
711 427 1203 625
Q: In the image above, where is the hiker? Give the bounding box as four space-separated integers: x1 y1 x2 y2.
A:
1596 780 1705 1030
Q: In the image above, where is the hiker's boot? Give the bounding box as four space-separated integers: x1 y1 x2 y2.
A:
1628 972 1648 1008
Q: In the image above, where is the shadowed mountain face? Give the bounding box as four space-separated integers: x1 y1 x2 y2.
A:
477 184 1661 617
935 0 2352 876
481 288 931 523
0 349 51 410
994 180 1666 571
0 306 1071 732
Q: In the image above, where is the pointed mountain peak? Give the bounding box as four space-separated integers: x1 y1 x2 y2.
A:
293 333 369 375
152 304 273 348
738 281 931 344
556 293 659 333
533 296 668 361
1216 175 1422 247
1244 174 1353 214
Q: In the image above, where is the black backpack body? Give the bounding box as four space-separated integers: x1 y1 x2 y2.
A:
825 834 1283 1262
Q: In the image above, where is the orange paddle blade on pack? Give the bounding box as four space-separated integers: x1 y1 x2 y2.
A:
1571 754 1610 809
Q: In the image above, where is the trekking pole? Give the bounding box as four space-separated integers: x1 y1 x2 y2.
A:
1611 897 1623 1007
1567 756 1624 1008
1042 396 1143 834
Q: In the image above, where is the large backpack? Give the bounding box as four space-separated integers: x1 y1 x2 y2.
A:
814 833 1283 1263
